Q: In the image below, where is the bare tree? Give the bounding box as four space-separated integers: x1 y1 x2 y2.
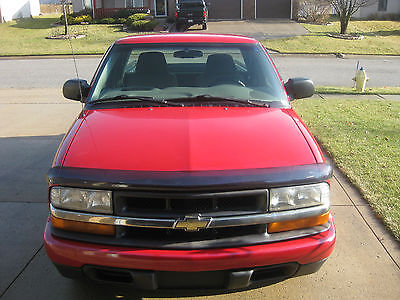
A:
327 0 377 34
61 0 68 35
297 0 331 24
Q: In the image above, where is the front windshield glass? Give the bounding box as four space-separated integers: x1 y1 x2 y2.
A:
89 43 289 107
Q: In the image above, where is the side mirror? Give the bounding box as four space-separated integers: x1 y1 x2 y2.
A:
63 79 90 102
284 78 314 100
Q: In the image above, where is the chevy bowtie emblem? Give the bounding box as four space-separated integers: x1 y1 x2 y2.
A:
174 215 212 232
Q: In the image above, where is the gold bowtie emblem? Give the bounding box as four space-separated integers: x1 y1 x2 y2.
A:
174 215 212 232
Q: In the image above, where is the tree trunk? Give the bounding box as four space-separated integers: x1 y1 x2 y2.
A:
340 16 349 34
62 3 68 36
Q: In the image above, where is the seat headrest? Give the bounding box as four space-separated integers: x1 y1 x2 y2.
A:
205 54 236 75
135 52 168 74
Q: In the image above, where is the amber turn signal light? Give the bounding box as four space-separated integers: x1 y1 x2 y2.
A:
51 216 115 236
268 212 330 233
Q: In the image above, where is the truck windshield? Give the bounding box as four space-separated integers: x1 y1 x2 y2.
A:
179 0 204 7
89 43 289 107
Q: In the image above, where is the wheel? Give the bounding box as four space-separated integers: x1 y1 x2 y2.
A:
202 23 207 30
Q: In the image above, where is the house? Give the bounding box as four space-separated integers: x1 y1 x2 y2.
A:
0 0 40 23
39 0 65 15
71 0 294 20
353 0 400 18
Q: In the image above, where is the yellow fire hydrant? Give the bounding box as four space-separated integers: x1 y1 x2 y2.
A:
353 67 369 92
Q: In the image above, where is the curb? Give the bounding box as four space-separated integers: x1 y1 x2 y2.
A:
314 93 400 101
322 150 400 268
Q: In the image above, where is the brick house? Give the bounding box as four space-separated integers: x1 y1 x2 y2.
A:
71 0 294 20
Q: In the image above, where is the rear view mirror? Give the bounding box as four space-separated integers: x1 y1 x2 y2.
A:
63 79 90 102
174 49 203 58
284 78 314 100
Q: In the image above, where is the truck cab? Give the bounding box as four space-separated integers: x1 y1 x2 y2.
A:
175 0 208 30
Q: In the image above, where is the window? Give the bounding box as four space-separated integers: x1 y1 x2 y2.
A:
127 0 144 8
89 43 289 107
378 0 387 12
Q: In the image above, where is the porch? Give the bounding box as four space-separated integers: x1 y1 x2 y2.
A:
92 0 173 18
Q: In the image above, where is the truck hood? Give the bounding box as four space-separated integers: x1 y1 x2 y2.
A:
63 107 316 171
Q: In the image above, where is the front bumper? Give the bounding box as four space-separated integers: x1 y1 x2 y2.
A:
176 17 206 25
44 216 335 273
54 259 327 290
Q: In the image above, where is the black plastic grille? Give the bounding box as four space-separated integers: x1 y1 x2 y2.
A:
114 189 268 218
120 224 267 243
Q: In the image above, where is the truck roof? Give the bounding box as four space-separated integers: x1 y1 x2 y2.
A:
116 34 258 45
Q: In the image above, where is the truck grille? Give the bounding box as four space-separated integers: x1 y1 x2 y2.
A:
113 189 268 218
120 224 267 242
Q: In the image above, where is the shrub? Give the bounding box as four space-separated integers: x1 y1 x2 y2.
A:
60 14 92 25
114 8 150 18
297 0 330 24
126 13 150 22
99 17 115 24
114 17 127 24
124 13 158 31
126 19 158 32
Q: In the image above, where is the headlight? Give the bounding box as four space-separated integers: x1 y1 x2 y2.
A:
269 183 329 212
50 187 112 214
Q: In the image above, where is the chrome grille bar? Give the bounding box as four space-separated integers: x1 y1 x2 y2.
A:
50 203 329 230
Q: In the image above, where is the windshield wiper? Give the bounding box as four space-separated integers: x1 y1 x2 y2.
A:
89 95 182 107
166 95 269 108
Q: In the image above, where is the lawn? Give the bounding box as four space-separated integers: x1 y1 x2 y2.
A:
263 20 400 55
293 97 400 241
0 15 140 56
315 86 400 95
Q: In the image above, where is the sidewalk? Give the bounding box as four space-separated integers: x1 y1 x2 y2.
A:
313 93 400 101
325 154 400 268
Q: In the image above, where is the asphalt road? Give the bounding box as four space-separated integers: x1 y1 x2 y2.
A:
1 54 400 89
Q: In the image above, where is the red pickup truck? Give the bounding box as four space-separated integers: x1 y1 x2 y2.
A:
44 34 335 291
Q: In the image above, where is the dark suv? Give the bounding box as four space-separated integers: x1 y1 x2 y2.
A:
175 0 208 31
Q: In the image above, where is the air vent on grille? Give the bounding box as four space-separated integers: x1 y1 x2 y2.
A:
113 189 268 218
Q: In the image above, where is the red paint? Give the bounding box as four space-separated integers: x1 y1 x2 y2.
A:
116 34 258 45
52 116 84 167
63 107 316 171
44 216 335 272
287 110 325 164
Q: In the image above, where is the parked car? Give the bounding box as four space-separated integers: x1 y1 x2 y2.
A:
175 0 208 30
44 33 336 291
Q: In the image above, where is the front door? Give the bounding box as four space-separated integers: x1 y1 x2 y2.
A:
154 0 167 16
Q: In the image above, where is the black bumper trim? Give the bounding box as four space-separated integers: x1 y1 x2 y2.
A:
47 163 332 191
53 260 327 290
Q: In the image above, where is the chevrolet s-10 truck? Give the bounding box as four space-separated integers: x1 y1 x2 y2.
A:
44 33 336 291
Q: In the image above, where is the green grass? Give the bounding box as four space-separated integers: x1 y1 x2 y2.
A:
263 20 400 55
293 98 400 241
316 86 400 95
0 15 145 56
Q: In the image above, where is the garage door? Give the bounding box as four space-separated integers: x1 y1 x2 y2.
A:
208 0 241 19
256 0 291 18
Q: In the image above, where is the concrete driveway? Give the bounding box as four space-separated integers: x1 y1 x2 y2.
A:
0 86 399 299
176 19 309 40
